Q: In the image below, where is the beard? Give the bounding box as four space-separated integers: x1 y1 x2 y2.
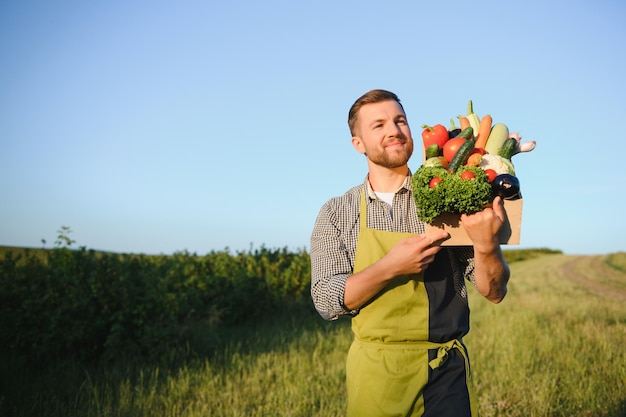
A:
366 140 414 168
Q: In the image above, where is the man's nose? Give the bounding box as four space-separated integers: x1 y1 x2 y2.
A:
386 122 402 136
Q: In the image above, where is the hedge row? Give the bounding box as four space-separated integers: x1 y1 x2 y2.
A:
0 247 313 362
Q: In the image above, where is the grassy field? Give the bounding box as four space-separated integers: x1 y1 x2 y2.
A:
466 253 626 416
2 252 625 416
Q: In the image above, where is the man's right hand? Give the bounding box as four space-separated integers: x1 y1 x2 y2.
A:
384 231 450 276
343 230 449 310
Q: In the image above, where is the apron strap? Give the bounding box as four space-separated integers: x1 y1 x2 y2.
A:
353 337 466 370
428 339 466 369
359 188 368 229
429 339 479 417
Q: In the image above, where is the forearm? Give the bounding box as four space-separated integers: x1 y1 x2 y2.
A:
344 233 448 310
343 257 397 311
472 243 510 303
460 197 511 303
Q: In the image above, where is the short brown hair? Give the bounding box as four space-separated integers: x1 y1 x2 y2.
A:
347 89 404 136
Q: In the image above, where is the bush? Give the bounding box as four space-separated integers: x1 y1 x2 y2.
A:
502 247 562 263
0 246 313 363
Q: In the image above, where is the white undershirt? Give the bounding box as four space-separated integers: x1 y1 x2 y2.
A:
374 191 395 217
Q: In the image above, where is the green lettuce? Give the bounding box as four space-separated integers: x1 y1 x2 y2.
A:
411 165 493 224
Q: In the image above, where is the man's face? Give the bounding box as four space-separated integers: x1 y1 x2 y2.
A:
351 100 413 169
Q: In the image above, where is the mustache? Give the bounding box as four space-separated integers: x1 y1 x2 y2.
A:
385 136 409 146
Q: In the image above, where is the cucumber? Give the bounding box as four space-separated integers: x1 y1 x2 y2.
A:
447 139 475 172
454 127 474 140
499 137 517 160
425 144 440 159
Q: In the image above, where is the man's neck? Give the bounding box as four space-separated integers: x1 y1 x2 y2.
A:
367 165 409 193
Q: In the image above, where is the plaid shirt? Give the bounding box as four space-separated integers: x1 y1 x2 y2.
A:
310 174 475 321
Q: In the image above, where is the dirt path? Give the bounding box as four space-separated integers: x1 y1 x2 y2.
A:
561 255 626 302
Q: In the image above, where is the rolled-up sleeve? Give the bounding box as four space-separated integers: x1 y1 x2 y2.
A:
310 200 358 320
452 246 476 285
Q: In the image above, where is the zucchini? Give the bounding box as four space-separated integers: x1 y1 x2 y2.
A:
447 139 475 172
454 126 474 140
484 123 509 155
425 144 440 159
499 137 517 159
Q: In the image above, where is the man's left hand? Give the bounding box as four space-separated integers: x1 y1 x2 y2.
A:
460 196 506 252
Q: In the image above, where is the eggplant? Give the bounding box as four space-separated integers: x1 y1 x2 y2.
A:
448 128 461 138
492 174 521 200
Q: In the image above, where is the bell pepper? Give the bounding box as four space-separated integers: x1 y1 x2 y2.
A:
421 124 449 149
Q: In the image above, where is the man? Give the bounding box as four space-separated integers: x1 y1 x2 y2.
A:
310 89 510 417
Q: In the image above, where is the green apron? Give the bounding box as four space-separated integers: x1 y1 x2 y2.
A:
346 190 478 417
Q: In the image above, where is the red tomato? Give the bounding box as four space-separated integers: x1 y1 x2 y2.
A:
470 147 487 156
429 177 443 188
443 138 467 162
460 171 475 180
484 169 497 182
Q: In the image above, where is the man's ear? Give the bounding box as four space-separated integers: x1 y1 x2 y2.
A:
351 136 365 154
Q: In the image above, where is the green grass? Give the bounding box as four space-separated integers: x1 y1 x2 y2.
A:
606 251 626 273
2 252 625 417
466 253 626 417
1 313 352 417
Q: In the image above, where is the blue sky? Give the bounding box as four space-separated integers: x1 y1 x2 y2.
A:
1 0 625 255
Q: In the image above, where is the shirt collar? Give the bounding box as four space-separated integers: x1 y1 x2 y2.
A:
363 170 413 200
